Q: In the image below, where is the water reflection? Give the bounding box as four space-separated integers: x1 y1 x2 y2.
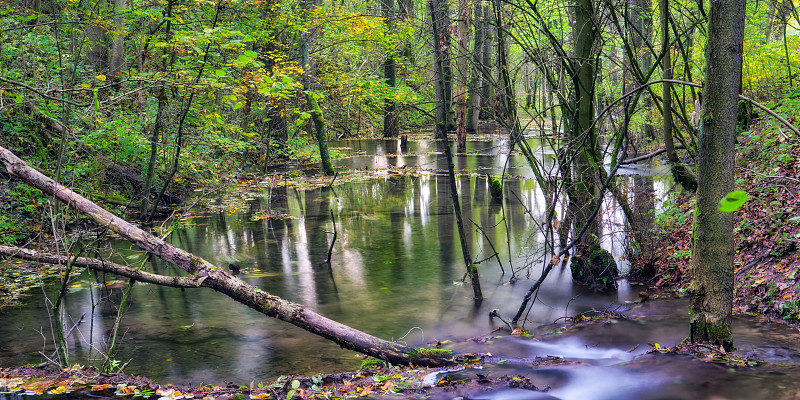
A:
1 138 796 400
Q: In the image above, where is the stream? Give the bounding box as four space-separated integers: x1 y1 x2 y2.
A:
2 137 800 399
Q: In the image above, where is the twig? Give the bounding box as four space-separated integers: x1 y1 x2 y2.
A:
328 171 339 188
489 309 513 330
469 219 504 274
325 209 337 264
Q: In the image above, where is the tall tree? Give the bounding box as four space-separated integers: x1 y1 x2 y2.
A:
429 0 454 132
690 0 746 351
454 0 470 152
382 0 399 138
109 0 127 85
300 0 334 175
660 0 698 191
466 1 484 133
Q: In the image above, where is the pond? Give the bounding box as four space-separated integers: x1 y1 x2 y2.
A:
2 136 799 399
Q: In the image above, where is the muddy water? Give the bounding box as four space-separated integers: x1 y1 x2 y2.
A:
2 137 799 399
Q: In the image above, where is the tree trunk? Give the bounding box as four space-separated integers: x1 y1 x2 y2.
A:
455 0 470 152
660 0 698 191
0 145 454 367
109 0 127 85
466 1 483 133
85 16 108 73
689 0 745 351
382 0 399 138
300 0 333 175
308 93 335 175
140 89 168 216
566 0 617 289
479 5 494 121
429 0 454 133
570 0 600 253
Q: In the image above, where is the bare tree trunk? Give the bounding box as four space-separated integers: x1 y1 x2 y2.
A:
429 0 454 133
109 0 127 85
660 0 698 191
479 5 494 121
455 0 470 152
466 1 483 133
0 145 455 367
689 0 745 352
383 0 399 138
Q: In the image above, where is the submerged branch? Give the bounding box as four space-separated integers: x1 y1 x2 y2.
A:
0 145 455 368
0 245 207 288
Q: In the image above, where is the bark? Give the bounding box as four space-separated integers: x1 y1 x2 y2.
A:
308 94 335 175
140 89 168 215
300 0 333 174
690 0 745 351
85 11 108 73
455 0 470 152
479 5 494 120
660 0 698 191
466 2 483 133
429 0 454 133
382 0 399 138
570 0 601 254
109 0 127 84
0 145 455 367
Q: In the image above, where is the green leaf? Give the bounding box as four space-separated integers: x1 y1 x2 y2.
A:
93 89 99 112
291 380 300 390
238 54 251 63
215 69 226 77
719 190 751 212
244 50 257 58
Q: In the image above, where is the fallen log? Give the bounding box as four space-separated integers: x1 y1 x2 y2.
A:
0 145 455 367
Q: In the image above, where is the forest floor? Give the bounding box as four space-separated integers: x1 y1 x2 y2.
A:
0 360 557 399
628 117 800 324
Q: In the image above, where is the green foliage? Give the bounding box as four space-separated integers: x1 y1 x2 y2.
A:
360 358 388 369
719 190 751 212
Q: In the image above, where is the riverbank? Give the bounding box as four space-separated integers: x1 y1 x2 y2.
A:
628 115 800 325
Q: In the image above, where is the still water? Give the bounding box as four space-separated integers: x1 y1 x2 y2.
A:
2 137 799 399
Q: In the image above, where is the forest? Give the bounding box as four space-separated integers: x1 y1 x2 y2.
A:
1 0 800 397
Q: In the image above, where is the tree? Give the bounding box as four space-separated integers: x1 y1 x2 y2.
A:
660 0 698 191
690 0 746 351
429 0 455 133
454 0 470 152
382 0 400 138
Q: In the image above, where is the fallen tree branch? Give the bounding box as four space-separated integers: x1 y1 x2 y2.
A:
0 145 455 367
620 145 685 165
0 245 207 289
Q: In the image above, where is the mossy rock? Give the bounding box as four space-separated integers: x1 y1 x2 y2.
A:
489 178 503 199
570 248 619 289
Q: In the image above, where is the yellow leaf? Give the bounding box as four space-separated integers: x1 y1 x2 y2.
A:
96 74 107 81
49 386 68 394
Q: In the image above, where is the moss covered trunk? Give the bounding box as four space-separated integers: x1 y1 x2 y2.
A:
689 0 746 351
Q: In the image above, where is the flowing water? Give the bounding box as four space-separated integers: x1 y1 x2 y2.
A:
2 137 800 399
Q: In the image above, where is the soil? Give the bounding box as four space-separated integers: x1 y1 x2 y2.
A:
0 361 553 400
627 119 800 325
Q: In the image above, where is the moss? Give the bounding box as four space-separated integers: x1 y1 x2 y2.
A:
359 358 387 369
570 248 618 289
410 348 452 360
489 178 503 199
